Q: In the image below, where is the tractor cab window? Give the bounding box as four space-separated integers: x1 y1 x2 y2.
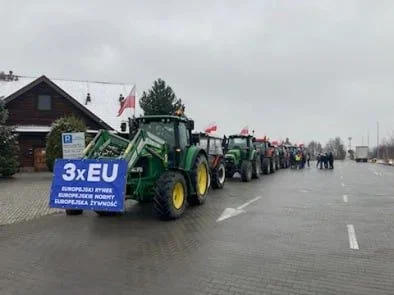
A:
140 121 175 147
178 122 189 149
213 138 223 155
228 137 248 149
198 137 208 151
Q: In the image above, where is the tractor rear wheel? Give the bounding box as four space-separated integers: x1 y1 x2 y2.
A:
271 160 276 173
212 161 226 189
188 154 209 205
262 158 270 175
154 171 187 220
65 209 83 216
252 156 261 179
240 160 252 182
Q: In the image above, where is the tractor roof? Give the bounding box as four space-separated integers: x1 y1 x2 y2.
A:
137 115 190 123
195 132 223 140
255 138 270 143
228 134 254 139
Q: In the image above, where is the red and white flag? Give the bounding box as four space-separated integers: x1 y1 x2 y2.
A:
117 86 136 117
204 123 217 133
240 126 249 135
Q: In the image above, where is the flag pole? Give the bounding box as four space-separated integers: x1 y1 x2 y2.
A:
134 85 136 118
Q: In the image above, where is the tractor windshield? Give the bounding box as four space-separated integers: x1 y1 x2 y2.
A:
228 137 248 149
140 121 176 147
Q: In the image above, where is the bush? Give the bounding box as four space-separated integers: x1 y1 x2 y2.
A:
46 116 87 171
0 101 19 177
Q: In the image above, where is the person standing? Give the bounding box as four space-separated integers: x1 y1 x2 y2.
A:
328 151 334 169
316 153 321 168
307 152 311 167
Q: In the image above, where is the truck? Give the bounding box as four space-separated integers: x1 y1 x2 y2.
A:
64 113 210 220
355 146 368 162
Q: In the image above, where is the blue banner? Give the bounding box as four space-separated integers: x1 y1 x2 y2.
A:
49 159 128 212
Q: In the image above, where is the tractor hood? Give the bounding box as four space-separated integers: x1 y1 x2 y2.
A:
225 149 241 159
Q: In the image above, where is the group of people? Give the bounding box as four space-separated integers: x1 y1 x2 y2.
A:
316 152 334 169
290 148 311 169
289 148 334 170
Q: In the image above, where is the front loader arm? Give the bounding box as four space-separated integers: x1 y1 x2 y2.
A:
121 129 168 170
82 129 168 172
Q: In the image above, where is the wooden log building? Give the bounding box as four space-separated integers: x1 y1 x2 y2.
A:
0 71 134 172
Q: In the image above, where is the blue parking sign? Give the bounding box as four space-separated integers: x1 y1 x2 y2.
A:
49 159 128 212
63 134 72 144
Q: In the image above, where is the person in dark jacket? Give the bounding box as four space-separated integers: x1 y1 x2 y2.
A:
316 153 321 168
307 153 311 167
328 151 334 169
320 153 327 169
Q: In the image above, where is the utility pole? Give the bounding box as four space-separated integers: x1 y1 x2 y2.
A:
362 136 364 146
367 130 370 147
377 121 380 159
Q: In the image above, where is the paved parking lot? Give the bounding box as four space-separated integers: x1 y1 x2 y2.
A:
1 162 394 294
0 172 60 225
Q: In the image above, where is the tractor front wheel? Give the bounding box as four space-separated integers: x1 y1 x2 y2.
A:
212 161 226 189
252 157 261 179
263 158 271 175
240 160 252 182
65 209 83 216
188 154 209 206
154 171 187 220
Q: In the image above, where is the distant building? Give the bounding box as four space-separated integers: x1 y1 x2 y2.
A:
0 72 134 171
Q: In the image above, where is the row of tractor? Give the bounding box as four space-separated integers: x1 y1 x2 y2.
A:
64 113 297 221
196 133 297 185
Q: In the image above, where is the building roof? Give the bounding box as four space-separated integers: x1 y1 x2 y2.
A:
13 125 99 133
0 75 135 132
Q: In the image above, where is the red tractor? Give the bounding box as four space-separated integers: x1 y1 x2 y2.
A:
193 133 226 189
253 138 278 174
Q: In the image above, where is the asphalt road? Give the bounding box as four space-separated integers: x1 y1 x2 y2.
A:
1 161 394 295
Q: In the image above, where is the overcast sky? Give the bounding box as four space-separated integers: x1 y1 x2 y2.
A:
2 0 394 146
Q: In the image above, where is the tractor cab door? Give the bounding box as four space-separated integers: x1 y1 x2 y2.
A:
175 121 190 168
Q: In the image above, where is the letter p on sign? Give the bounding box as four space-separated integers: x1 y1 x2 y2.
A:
63 134 72 144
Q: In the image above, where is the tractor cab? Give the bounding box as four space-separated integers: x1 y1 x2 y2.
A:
226 135 255 152
132 115 195 168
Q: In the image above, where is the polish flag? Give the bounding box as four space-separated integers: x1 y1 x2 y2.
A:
117 86 136 116
204 123 217 133
240 126 249 135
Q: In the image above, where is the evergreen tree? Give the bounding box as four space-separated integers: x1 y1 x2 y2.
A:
0 101 19 177
46 116 87 172
139 78 184 115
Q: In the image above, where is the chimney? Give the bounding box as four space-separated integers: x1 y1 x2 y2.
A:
85 93 91 105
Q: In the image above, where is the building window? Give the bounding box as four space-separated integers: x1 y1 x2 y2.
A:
37 95 51 110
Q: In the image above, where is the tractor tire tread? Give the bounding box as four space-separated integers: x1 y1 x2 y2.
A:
153 171 187 220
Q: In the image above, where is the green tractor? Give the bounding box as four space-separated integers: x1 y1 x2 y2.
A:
223 135 261 182
66 114 210 220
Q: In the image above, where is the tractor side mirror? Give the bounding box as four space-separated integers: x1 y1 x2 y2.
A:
191 133 200 145
186 120 195 130
120 122 127 132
